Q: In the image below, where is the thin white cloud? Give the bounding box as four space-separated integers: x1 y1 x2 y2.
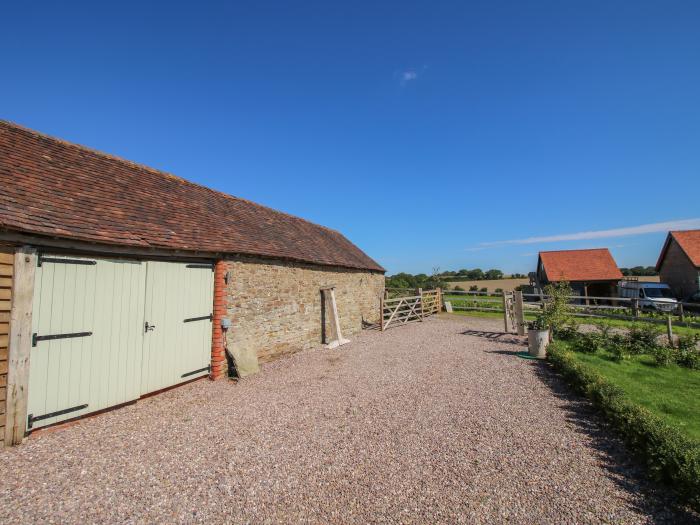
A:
402 71 417 82
397 66 427 86
478 218 700 247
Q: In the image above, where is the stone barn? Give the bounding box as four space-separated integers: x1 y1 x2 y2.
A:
535 248 623 298
0 121 384 444
656 230 700 299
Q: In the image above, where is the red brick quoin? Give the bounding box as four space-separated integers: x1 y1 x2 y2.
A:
210 260 228 380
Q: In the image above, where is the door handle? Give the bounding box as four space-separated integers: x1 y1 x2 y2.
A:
144 322 156 332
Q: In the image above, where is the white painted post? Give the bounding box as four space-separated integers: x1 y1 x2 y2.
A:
323 287 350 349
5 247 36 447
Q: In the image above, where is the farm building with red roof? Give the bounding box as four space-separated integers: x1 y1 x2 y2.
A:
0 120 384 444
535 248 623 298
656 230 700 298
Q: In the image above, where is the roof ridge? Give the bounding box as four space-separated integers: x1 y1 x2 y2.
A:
0 119 342 236
539 247 610 254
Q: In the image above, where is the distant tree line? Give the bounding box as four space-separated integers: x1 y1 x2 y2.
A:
385 268 528 290
620 266 658 276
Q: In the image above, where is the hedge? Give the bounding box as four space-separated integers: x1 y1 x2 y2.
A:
547 342 700 510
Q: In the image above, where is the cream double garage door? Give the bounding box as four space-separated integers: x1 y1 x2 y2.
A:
27 255 214 430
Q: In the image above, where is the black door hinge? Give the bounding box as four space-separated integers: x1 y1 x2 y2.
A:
27 403 89 429
32 332 92 347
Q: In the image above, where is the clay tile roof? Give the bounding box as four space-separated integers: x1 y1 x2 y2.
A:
539 248 622 282
0 121 384 272
656 230 700 269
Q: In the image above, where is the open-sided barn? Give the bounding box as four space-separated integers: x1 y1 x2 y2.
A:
535 248 623 298
0 121 384 445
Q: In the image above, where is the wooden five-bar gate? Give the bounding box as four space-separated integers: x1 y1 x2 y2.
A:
380 288 442 331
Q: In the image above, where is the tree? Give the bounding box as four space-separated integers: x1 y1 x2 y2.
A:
468 268 485 280
485 269 504 280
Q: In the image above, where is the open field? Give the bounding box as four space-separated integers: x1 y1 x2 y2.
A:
445 276 660 293
0 317 691 522
445 278 529 292
562 342 700 441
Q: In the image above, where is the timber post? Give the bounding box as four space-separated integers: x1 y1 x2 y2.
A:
380 296 384 331
514 290 526 336
5 246 36 447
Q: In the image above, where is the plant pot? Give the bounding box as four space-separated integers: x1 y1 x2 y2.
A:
528 328 550 358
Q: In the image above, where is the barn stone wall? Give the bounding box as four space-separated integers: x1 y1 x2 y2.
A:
659 239 700 298
223 255 384 365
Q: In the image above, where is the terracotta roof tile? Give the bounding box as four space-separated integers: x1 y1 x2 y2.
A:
0 121 384 272
657 230 700 269
539 248 622 282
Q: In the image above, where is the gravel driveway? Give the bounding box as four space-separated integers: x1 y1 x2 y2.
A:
0 316 693 523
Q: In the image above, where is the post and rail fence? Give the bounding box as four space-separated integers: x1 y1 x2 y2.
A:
441 289 700 334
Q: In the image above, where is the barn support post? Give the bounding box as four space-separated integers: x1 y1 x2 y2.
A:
4 246 36 446
210 260 227 380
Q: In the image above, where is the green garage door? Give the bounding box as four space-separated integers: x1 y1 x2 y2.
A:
141 261 215 395
27 255 214 430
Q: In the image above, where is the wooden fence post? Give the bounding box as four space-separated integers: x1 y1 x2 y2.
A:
502 291 514 333
679 303 685 323
380 296 385 331
632 298 639 317
416 288 423 320
667 316 674 347
514 290 526 336
5 247 36 447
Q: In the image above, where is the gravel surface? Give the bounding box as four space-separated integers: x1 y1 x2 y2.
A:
0 316 694 524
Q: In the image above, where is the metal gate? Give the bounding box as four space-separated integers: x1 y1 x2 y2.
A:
27 255 214 430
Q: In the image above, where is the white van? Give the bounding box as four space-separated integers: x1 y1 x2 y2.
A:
618 281 678 312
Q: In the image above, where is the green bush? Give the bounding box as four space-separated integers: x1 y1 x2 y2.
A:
479 287 488 293
469 285 478 292
547 342 700 509
627 324 663 354
453 285 464 291
653 345 676 367
676 334 700 370
572 332 602 354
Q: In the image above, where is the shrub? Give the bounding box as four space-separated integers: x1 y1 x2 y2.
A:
627 324 662 354
535 281 574 334
572 331 601 354
469 285 478 292
547 342 700 509
653 345 676 367
676 334 700 370
553 320 579 341
479 287 488 293
454 285 464 291
494 288 503 293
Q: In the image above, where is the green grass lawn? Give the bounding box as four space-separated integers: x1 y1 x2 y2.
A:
562 343 700 442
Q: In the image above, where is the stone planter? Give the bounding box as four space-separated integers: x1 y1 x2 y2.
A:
528 328 550 358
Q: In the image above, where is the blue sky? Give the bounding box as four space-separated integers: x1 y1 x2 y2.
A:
2 1 699 275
